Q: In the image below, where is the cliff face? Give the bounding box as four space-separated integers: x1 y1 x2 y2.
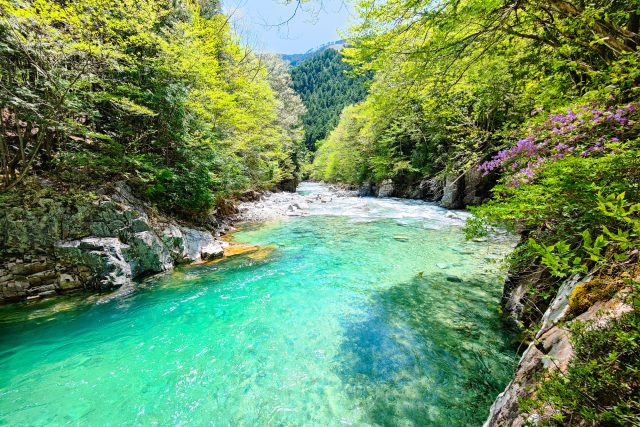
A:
0 183 229 304
485 270 634 426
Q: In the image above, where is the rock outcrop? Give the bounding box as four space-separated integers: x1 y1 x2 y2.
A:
484 273 633 426
0 183 227 303
377 179 395 197
440 174 464 209
371 169 491 208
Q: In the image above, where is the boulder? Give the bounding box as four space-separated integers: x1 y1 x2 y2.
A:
279 179 298 193
418 177 444 201
377 179 395 197
358 182 375 197
291 201 310 210
463 169 486 206
125 231 173 277
440 174 464 209
201 241 225 260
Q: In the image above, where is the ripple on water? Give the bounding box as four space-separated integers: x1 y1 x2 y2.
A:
0 183 518 426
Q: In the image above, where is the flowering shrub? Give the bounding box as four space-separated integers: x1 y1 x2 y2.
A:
479 103 638 187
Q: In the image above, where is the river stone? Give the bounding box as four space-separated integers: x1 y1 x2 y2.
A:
201 241 225 260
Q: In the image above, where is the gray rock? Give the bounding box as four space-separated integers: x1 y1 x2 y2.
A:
125 231 173 277
292 201 310 210
418 177 444 201
440 174 464 209
56 238 132 290
463 169 486 206
377 179 395 197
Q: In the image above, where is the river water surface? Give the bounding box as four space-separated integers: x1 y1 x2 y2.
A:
0 183 517 426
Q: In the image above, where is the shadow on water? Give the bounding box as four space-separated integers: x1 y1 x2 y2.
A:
336 273 517 426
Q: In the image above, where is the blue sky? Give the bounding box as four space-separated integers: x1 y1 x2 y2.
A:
223 0 355 54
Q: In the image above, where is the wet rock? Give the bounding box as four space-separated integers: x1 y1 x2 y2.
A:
292 201 310 210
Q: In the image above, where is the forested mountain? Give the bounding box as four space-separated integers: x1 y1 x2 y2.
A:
282 40 346 66
290 48 369 149
0 0 305 218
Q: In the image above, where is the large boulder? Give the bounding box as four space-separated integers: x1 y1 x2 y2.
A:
278 179 298 193
417 177 444 201
125 231 173 277
463 169 488 206
440 174 464 209
377 179 395 197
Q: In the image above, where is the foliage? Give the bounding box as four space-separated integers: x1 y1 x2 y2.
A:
312 0 640 186
0 0 304 218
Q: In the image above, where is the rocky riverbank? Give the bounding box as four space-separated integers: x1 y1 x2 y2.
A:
357 168 494 209
484 269 634 426
0 182 230 304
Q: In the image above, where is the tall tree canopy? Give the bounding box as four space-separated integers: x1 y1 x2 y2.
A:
313 0 639 183
0 0 305 218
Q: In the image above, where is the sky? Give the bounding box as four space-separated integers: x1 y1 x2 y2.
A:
223 0 355 54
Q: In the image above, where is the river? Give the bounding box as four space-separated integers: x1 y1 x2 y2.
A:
0 183 517 426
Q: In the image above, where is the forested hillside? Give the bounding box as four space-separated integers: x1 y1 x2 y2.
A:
290 48 369 149
312 0 640 423
282 39 346 66
0 0 305 219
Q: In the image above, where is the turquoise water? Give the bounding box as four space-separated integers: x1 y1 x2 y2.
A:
0 184 517 426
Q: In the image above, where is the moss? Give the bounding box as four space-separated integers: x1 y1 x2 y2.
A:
568 277 622 318
523 277 640 426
